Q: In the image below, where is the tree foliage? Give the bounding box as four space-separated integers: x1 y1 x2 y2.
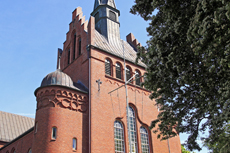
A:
204 123 230 153
131 0 230 151
181 145 195 153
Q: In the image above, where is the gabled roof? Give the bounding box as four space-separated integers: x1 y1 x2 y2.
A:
94 30 146 67
0 111 34 142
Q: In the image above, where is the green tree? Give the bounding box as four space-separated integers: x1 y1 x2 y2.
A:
182 145 195 153
204 123 230 153
131 0 230 151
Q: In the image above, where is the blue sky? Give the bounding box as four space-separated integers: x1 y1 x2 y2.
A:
0 0 208 152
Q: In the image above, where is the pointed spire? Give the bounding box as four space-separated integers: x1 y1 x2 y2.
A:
57 56 61 71
94 0 116 10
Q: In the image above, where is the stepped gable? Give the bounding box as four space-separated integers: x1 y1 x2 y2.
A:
0 111 34 142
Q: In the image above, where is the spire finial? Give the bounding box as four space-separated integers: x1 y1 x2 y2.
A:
58 56 61 70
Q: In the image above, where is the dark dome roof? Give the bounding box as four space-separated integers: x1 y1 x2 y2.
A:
41 69 76 89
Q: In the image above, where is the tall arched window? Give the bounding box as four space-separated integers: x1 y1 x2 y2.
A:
114 121 125 153
128 106 138 153
135 71 141 86
105 59 111 76
140 127 150 153
78 38 81 55
116 63 122 79
126 67 131 82
73 34 76 60
51 127 57 140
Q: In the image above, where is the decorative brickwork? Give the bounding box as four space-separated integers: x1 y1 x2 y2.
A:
36 88 88 113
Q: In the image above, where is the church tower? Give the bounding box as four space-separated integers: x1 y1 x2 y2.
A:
91 0 120 42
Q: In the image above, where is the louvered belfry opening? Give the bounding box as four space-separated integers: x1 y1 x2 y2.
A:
116 63 121 79
126 67 131 82
105 59 111 76
135 71 141 86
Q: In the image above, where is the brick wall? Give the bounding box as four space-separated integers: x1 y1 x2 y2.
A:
0 130 33 153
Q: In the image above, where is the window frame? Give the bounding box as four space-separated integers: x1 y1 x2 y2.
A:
140 127 150 153
51 127 57 140
114 120 125 153
105 58 112 76
72 137 77 150
128 106 138 153
116 63 122 80
125 66 132 83
135 70 141 86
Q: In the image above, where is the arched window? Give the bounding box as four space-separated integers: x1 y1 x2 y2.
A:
135 71 141 86
28 148 32 153
105 59 111 76
128 106 138 153
116 63 122 79
73 138 77 150
114 121 125 153
78 38 81 55
126 67 131 82
140 127 150 153
6 151 9 153
51 127 57 140
73 34 76 60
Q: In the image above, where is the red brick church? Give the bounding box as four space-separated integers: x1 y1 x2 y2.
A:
0 0 181 152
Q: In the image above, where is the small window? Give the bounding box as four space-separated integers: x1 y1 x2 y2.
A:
126 67 131 82
51 127 57 140
135 71 141 86
105 59 111 76
109 11 116 21
6 151 9 153
78 38 81 55
116 63 122 79
28 149 32 153
73 34 76 60
73 138 77 150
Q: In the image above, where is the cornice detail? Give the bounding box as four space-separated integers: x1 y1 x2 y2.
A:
36 89 88 113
